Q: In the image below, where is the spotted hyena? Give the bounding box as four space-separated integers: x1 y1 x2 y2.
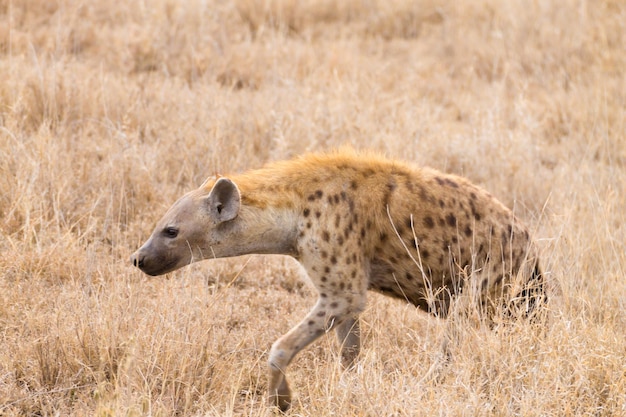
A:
131 150 545 411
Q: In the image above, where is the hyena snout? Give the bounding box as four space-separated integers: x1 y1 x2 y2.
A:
130 250 161 275
130 252 144 269
130 244 183 276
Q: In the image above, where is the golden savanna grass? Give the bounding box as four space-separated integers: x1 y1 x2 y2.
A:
1 0 625 415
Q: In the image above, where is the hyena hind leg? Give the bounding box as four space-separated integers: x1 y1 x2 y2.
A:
335 316 361 369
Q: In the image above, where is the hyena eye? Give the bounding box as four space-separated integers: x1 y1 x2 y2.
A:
162 227 179 238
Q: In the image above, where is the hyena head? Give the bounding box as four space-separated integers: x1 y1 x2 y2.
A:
131 178 240 276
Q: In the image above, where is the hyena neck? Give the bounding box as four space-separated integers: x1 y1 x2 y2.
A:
219 204 299 258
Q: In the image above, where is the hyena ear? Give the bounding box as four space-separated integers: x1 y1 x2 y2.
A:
207 178 241 223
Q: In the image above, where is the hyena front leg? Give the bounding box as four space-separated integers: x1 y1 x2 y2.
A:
335 316 361 368
267 295 364 411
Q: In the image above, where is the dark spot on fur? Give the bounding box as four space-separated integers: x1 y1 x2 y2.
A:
334 194 340 204
418 186 432 202
350 180 358 190
327 195 334 205
338 236 344 246
351 270 357 278
308 320 315 325
307 194 316 201
315 211 321 218
320 293 327 298
321 251 328 259
422 249 429 259
439 199 445 208
317 311 326 317
446 213 457 227
324 266 330 273
464 225 472 237
306 221 312 229
406 272 414 280
330 302 339 309
303 208 310 217
360 227 366 238
315 190 323 198
438 217 446 226
435 177 445 186
423 216 435 228
321 276 327 282
339 282 345 290
445 178 459 188
322 231 330 242
341 191 347 201
380 232 388 242
470 200 481 221
330 256 337 265
382 183 394 207
335 214 341 228
452 236 458 244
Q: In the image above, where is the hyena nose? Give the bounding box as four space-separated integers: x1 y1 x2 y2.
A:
130 252 144 269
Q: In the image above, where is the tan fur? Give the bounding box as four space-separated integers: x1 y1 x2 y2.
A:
131 149 544 411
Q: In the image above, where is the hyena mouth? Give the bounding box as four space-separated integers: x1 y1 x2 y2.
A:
140 258 181 276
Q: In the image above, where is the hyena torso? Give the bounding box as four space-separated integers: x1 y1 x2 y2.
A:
131 150 545 411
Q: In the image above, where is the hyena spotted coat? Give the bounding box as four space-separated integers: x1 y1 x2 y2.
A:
131 150 545 411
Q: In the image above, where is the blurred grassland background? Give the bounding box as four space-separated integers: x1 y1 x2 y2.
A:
0 0 625 415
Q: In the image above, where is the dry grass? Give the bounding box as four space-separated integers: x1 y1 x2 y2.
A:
1 0 625 415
